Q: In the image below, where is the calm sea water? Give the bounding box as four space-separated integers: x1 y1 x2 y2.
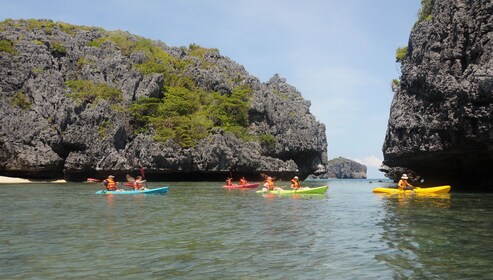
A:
1 179 493 279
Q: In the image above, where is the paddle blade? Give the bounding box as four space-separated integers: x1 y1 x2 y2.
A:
140 167 145 178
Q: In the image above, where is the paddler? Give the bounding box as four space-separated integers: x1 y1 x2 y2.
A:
133 175 147 190
226 177 234 186
397 174 414 190
240 176 247 186
290 176 301 190
102 175 118 191
263 176 283 191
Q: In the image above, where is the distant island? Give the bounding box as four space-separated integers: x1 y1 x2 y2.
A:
308 157 367 179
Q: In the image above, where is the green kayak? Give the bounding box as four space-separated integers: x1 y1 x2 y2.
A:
256 185 328 195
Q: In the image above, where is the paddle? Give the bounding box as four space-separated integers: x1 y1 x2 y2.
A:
140 166 150 189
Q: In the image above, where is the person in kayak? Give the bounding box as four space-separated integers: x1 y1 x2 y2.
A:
133 176 147 190
263 176 283 191
240 176 247 186
102 175 118 191
290 176 310 190
290 176 301 189
397 174 414 190
226 177 234 186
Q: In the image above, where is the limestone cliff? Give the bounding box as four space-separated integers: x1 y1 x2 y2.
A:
382 1 493 190
0 19 328 181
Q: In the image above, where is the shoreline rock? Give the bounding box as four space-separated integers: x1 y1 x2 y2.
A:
382 0 493 190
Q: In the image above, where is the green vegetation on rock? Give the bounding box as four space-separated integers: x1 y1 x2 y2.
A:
417 0 435 23
395 46 408 63
129 84 253 147
65 80 122 103
0 39 16 55
11 92 32 109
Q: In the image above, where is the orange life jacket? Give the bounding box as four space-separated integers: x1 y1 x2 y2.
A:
264 179 275 190
291 179 300 189
106 178 117 191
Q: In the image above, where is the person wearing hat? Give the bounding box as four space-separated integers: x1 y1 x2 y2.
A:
397 174 414 190
290 176 301 190
102 175 118 191
263 176 283 191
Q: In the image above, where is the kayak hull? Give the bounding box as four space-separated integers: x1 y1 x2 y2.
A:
95 187 169 195
256 185 328 195
223 183 259 189
372 185 451 194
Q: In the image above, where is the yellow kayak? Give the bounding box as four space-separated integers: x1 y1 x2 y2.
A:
372 185 451 195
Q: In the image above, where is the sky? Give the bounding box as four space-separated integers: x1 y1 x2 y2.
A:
0 0 421 178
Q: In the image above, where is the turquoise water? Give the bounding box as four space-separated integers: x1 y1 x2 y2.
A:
1 179 493 279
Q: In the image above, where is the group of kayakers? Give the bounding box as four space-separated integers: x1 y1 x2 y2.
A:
101 175 147 191
100 173 417 192
226 175 308 191
261 175 310 191
225 176 249 187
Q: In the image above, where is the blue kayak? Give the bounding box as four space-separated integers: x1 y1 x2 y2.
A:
95 187 168 195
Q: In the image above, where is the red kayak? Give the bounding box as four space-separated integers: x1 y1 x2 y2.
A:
222 183 259 189
84 178 100 183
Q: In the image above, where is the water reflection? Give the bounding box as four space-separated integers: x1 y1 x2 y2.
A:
375 193 493 278
373 193 451 209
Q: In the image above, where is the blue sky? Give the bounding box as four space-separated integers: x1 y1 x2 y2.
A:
0 0 421 178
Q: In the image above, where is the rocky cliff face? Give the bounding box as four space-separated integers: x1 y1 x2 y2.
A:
0 19 328 181
382 1 493 190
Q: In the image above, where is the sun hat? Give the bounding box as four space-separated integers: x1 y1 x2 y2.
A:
294 176 299 180
108 175 115 178
401 174 408 180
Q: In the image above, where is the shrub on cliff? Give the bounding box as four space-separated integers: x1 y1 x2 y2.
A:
65 80 122 103
395 46 408 63
417 0 435 23
0 39 16 55
128 84 253 147
11 92 31 109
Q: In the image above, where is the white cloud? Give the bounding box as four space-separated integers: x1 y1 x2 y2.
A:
353 155 383 169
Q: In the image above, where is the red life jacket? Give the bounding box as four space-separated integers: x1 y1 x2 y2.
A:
134 180 143 190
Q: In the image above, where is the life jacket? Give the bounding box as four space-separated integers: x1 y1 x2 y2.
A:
264 179 275 190
291 179 300 189
133 180 143 190
106 178 117 191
